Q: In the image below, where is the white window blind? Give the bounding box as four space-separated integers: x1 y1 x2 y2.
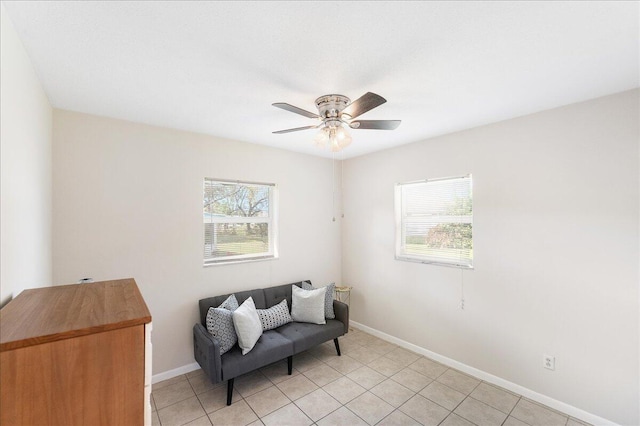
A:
395 175 473 268
203 179 278 265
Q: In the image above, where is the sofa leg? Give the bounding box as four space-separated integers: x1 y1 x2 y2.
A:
227 378 234 406
334 338 341 356
287 356 293 375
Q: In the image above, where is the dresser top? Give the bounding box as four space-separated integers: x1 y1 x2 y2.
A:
0 278 151 351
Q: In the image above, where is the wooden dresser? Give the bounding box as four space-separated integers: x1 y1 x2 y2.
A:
0 278 152 426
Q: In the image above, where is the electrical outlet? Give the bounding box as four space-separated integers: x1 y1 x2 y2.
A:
543 355 555 370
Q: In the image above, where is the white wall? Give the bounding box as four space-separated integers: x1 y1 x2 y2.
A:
52 110 342 374
342 90 639 425
0 4 53 306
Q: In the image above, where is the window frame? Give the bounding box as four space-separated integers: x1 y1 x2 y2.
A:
203 178 278 266
395 174 473 269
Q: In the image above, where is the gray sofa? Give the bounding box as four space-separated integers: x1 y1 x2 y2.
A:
193 280 349 405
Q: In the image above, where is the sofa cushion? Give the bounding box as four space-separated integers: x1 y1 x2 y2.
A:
291 285 326 325
233 297 263 355
234 289 267 309
263 282 301 312
275 319 345 353
221 330 294 379
302 281 335 319
257 299 292 331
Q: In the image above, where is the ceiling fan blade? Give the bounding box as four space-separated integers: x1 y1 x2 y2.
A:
341 92 387 119
350 120 401 130
272 125 320 134
272 103 319 119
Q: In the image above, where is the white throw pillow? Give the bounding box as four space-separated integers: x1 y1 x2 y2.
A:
291 285 326 325
302 281 335 319
232 297 263 355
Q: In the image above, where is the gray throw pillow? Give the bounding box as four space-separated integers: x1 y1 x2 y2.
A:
257 299 292 331
218 294 239 311
205 293 240 354
205 307 237 354
302 281 335 319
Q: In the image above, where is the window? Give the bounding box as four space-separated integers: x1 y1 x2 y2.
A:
395 175 473 268
203 179 278 265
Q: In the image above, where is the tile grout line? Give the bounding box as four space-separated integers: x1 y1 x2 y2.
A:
453 378 482 409
394 368 483 426
309 401 347 425
433 376 483 426
151 393 161 426
245 384 271 426
186 374 211 426
512 397 572 426
500 395 524 426
459 394 513 426
359 359 439 426
290 350 369 426
452 390 510 426
374 407 402 426
240 369 280 423
343 402 372 425
154 375 199 424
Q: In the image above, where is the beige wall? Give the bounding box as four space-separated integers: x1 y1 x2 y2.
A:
50 93 639 424
0 4 53 306
52 110 342 374
342 90 639 425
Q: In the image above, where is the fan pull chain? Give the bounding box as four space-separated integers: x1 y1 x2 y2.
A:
460 268 465 310
332 151 336 222
341 150 344 219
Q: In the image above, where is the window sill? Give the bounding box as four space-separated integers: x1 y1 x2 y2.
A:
395 255 473 269
203 255 279 267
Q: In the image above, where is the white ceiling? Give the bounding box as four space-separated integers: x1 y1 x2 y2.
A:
3 1 639 159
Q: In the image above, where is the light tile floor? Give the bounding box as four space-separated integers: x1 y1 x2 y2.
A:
151 328 592 426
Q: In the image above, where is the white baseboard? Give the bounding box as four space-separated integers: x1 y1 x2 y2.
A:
349 320 617 426
152 362 200 385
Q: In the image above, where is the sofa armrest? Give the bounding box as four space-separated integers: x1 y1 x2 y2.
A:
333 300 349 334
193 323 222 383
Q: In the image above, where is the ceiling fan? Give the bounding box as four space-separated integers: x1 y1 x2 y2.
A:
272 92 401 152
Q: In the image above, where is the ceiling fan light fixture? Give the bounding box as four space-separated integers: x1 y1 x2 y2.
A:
314 124 352 152
313 127 330 148
332 126 352 151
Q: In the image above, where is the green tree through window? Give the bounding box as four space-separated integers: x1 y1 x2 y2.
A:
204 179 277 264
396 175 473 268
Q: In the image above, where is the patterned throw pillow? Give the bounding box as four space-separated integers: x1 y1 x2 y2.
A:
218 294 239 311
302 281 335 319
205 293 240 354
205 307 237 354
257 299 292 331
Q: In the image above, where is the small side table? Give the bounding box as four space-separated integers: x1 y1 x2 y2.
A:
334 286 352 306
